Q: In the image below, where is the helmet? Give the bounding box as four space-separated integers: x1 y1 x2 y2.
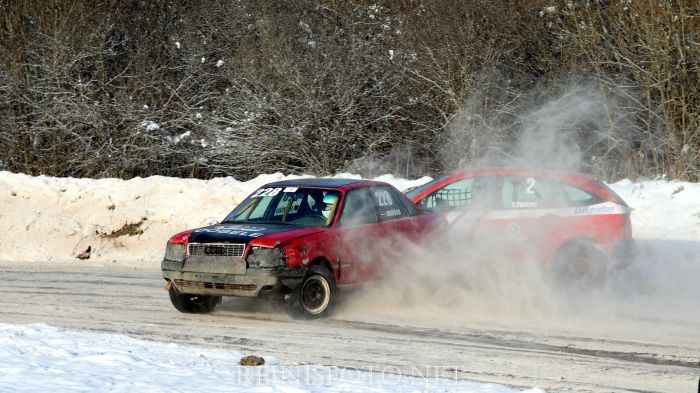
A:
321 193 339 219
323 193 339 205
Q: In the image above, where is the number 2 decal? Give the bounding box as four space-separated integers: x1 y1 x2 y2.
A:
525 178 536 194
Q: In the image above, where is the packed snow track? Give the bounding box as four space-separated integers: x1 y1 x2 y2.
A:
0 263 697 392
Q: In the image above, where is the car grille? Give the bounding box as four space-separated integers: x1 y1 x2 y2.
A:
188 243 245 257
174 279 256 291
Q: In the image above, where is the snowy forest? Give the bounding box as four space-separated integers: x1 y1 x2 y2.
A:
1 0 698 181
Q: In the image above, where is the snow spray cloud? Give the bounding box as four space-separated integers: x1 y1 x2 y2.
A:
336 81 700 335
442 81 637 175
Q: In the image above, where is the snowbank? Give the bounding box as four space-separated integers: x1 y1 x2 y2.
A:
0 323 542 393
0 171 428 265
611 179 700 241
1 170 698 265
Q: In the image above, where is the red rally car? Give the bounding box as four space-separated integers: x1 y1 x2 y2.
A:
405 168 634 279
162 178 445 318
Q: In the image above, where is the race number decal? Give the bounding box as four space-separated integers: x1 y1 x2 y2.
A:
251 187 282 198
525 178 536 194
374 190 393 207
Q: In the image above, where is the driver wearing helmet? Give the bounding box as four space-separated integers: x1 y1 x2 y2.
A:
321 192 339 223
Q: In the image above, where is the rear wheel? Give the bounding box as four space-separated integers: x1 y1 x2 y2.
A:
168 286 221 314
285 265 336 319
552 240 610 286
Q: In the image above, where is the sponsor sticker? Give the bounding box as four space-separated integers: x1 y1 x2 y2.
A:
214 225 265 231
283 187 298 193
504 201 538 208
194 227 266 237
382 208 402 217
575 205 615 215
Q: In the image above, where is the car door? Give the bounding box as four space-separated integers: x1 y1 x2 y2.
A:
367 186 417 273
494 176 569 258
334 187 383 285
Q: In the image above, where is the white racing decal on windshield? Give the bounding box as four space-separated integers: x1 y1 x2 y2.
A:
283 187 298 193
250 187 282 198
274 195 302 216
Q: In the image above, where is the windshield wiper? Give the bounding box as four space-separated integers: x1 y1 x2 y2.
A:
257 221 295 225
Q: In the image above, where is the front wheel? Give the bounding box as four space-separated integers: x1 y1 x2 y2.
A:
285 265 337 319
168 286 221 314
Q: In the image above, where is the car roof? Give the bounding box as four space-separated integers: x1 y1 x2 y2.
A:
405 167 601 200
449 167 597 182
264 178 368 188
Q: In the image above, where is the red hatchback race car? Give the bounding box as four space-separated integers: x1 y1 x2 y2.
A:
405 168 634 281
162 178 444 318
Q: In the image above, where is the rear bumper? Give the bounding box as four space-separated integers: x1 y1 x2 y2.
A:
162 259 306 298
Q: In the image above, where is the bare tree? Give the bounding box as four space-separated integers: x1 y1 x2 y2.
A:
0 0 697 181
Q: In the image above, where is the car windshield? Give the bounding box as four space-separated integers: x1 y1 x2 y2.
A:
222 187 341 228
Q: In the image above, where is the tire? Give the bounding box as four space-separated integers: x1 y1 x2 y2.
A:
168 286 221 314
551 240 610 287
611 239 636 270
285 265 337 319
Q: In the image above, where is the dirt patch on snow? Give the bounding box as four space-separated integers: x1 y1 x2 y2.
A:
100 219 146 239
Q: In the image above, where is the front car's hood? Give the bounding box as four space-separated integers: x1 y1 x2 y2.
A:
188 223 327 246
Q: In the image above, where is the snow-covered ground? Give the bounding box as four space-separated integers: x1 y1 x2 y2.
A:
1 170 698 265
0 323 542 393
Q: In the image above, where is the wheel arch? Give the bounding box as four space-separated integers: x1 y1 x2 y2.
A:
551 236 606 261
286 256 338 319
308 257 335 279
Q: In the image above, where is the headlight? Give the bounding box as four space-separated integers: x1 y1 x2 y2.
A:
246 247 285 268
164 243 185 262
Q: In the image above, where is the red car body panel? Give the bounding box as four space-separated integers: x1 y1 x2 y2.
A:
165 179 446 293
406 168 633 264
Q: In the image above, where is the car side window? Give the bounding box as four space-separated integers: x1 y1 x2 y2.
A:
338 188 378 227
470 176 502 209
371 187 407 221
501 177 566 208
395 189 420 216
418 178 475 211
563 185 601 206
